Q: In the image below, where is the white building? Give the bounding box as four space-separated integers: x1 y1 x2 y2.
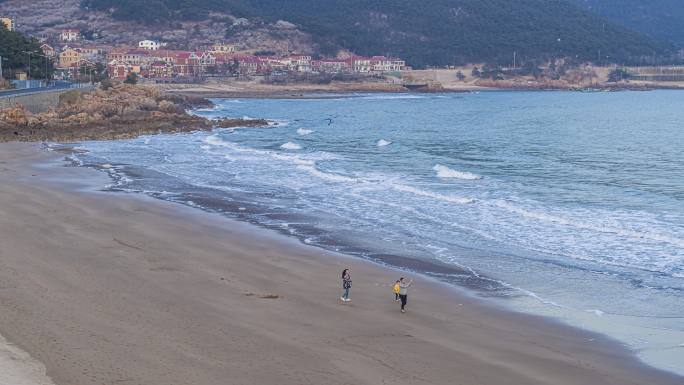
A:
210 43 236 54
138 40 163 50
60 29 81 42
232 18 249 27
282 55 312 72
370 56 405 72
350 57 372 73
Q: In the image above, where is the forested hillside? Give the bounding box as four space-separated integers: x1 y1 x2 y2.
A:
569 0 684 47
81 0 672 67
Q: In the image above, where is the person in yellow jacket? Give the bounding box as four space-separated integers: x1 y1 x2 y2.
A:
393 279 401 302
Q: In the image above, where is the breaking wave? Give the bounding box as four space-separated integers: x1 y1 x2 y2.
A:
433 164 481 180
280 142 302 150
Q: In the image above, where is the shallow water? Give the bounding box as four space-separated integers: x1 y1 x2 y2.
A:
69 91 684 375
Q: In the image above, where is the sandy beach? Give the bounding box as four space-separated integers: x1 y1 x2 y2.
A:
0 142 681 385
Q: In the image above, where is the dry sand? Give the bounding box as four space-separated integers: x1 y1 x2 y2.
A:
155 79 412 99
0 142 681 385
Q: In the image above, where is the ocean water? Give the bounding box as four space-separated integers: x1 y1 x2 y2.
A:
68 91 684 374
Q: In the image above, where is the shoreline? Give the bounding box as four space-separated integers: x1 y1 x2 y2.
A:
0 142 682 385
0 333 56 385
156 79 684 99
164 85 684 99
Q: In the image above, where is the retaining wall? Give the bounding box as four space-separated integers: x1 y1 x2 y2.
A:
0 88 89 113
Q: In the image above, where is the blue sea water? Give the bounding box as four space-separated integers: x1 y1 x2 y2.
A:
69 91 684 374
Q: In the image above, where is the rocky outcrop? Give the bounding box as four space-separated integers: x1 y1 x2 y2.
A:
0 84 267 142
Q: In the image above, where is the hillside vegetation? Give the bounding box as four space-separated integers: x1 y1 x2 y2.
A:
569 0 684 48
81 0 671 67
0 25 53 80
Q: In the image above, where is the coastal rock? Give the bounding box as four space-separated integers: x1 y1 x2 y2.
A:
0 84 264 142
214 117 269 128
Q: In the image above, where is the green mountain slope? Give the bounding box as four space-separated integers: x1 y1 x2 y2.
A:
81 0 672 67
569 0 684 48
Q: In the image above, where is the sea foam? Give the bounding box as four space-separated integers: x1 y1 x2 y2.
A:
391 183 474 204
269 119 290 127
587 309 605 317
280 142 302 150
433 164 481 180
297 164 358 183
204 135 336 165
377 139 392 147
297 128 313 136
493 200 684 250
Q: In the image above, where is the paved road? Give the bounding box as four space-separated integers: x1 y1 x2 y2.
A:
0 82 89 98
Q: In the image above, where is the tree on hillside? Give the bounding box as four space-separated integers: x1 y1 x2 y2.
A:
124 72 138 84
521 61 542 79
608 68 631 82
456 71 465 81
0 24 54 80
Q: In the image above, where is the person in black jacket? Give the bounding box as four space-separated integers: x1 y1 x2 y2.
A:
341 268 352 302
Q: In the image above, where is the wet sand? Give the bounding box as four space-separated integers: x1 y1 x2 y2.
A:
0 142 681 385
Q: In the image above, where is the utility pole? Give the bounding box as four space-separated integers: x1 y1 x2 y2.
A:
22 50 33 80
513 51 516 69
35 53 49 87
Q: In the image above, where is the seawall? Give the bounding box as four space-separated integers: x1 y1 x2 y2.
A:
0 88 90 113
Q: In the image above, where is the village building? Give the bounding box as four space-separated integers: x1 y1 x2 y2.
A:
40 43 56 58
60 29 81 42
232 18 249 27
58 48 81 69
282 55 312 72
107 59 133 80
147 61 174 78
369 56 405 72
138 40 164 50
151 50 182 65
107 49 151 66
74 38 407 80
349 56 372 73
313 58 350 73
79 45 106 61
211 52 235 66
258 56 286 74
210 43 236 54
198 52 217 72
0 17 15 31
66 58 96 79
174 52 201 76
236 56 258 75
